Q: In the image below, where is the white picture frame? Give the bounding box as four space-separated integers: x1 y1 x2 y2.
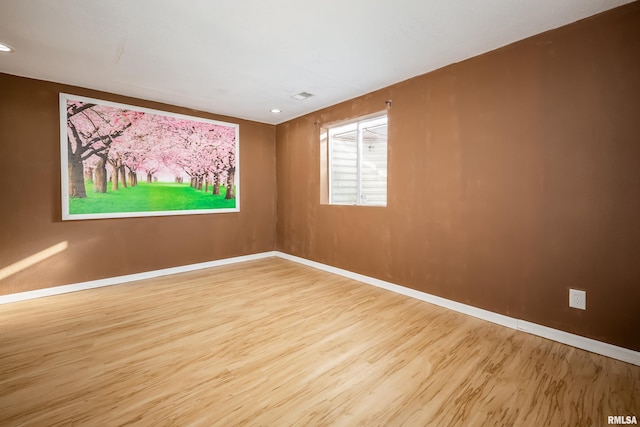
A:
60 93 239 220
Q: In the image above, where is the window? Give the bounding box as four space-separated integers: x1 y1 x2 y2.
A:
321 114 388 206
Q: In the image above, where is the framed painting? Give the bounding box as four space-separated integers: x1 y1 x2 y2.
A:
60 93 239 220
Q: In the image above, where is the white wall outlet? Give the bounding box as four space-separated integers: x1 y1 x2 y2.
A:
569 289 586 310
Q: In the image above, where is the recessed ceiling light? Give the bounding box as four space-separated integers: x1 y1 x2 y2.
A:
0 43 14 52
270 108 281 113
291 92 314 101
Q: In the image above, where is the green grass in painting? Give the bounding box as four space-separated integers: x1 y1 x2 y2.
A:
69 182 236 214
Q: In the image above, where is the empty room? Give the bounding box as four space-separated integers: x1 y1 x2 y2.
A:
1 1 639 425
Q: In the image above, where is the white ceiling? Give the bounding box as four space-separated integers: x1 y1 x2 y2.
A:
0 0 633 125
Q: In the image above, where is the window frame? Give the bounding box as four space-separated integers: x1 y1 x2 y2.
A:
323 112 388 207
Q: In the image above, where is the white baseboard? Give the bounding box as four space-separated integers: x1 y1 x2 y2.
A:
515 320 640 367
275 252 640 367
2 249 637 366
0 251 277 305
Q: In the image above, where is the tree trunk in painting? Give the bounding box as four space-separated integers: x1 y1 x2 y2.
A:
111 162 119 191
94 156 107 193
212 173 221 195
84 167 94 184
68 152 87 198
147 173 153 184
119 165 127 188
130 172 137 187
225 167 236 199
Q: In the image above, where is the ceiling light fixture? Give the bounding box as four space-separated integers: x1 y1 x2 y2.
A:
270 108 281 113
0 43 14 52
291 92 314 101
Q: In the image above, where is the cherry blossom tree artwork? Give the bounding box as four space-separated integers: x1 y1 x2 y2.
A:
60 93 239 220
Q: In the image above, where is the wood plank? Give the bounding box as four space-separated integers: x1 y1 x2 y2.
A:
0 258 637 426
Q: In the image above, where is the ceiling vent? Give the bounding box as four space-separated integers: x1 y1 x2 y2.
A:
291 92 314 101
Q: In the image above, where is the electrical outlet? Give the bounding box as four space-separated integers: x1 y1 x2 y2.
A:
569 289 586 310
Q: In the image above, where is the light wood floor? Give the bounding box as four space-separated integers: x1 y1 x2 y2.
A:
0 258 638 426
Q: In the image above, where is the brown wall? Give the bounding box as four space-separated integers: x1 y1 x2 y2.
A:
0 74 277 295
276 3 640 351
